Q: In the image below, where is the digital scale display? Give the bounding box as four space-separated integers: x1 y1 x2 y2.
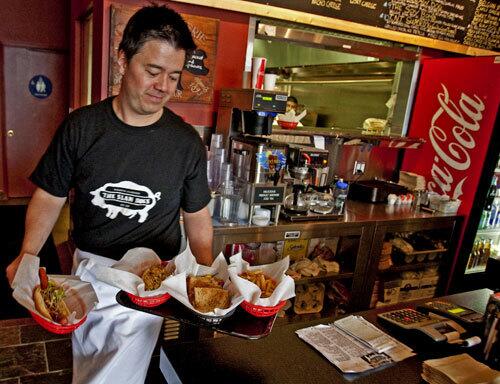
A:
252 90 287 112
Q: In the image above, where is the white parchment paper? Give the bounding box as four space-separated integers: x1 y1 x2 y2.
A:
91 247 174 297
12 254 98 324
162 245 244 316
228 253 296 306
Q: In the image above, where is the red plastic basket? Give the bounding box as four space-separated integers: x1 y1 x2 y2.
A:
126 292 171 308
241 299 286 317
277 120 298 130
30 311 87 334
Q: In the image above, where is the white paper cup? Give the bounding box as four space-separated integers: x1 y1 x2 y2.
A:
264 74 278 90
251 57 266 89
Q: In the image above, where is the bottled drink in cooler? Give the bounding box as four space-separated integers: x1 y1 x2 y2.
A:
485 175 498 211
489 198 499 228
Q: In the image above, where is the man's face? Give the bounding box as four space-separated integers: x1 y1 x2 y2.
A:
286 100 298 113
117 40 186 120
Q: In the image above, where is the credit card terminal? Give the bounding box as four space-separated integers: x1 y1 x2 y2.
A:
416 300 484 325
377 308 466 342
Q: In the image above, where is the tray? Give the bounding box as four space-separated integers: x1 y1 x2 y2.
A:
115 291 276 340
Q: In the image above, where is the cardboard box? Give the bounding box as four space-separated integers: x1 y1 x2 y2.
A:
382 280 401 304
283 239 309 261
398 278 421 302
417 275 439 299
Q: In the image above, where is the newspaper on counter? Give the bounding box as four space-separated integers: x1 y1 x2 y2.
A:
296 315 415 373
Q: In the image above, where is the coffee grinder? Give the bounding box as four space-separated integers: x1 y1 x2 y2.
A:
215 89 288 225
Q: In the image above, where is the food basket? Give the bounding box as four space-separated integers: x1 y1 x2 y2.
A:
30 311 87 334
126 291 171 308
241 299 286 317
188 306 237 324
12 255 98 335
277 120 298 130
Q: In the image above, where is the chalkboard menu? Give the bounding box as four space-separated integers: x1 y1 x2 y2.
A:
250 0 499 51
109 4 219 103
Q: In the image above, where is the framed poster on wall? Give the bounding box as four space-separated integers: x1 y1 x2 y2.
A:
109 4 219 104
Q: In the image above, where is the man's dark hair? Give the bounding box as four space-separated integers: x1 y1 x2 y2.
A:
118 4 196 61
287 96 298 104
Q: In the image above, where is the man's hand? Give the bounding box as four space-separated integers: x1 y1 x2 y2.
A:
5 187 66 287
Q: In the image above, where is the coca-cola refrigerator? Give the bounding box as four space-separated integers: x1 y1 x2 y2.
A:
401 55 500 293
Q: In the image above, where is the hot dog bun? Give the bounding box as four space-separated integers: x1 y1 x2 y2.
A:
33 281 70 325
33 285 53 320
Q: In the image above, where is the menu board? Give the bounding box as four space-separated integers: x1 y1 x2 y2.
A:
109 4 219 103
250 0 499 51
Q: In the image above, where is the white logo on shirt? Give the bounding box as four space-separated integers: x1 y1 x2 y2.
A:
90 181 161 223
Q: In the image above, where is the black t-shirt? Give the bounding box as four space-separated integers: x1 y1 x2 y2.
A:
30 97 210 259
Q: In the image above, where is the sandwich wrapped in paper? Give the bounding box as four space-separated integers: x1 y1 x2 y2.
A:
12 255 98 326
162 244 243 318
228 253 295 306
91 247 175 297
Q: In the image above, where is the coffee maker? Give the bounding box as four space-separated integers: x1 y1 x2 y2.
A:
287 144 330 188
216 88 288 150
216 89 288 224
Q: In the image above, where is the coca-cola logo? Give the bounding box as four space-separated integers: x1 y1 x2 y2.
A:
427 83 485 200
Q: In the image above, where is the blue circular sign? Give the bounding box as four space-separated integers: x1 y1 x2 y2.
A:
29 75 52 99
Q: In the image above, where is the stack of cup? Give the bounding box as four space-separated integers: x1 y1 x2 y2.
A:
208 133 225 191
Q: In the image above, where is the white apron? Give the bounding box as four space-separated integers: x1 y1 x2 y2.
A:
71 249 163 384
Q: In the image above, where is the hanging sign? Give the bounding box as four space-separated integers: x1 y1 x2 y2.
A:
28 75 52 99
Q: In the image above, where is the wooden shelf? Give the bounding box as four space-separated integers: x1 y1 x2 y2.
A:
378 261 441 274
294 271 354 285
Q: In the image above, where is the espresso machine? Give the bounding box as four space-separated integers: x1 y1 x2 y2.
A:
216 88 288 225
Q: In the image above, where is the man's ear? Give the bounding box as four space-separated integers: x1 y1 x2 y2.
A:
117 50 128 76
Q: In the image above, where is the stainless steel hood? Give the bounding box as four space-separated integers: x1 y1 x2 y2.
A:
251 18 421 135
256 19 420 62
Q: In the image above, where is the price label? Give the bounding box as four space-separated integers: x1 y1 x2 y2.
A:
252 185 285 205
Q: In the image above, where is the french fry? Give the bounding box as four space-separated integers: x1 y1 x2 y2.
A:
239 270 277 298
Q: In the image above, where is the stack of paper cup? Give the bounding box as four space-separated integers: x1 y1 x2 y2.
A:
251 57 266 89
264 74 278 90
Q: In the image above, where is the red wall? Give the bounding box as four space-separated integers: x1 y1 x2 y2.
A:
71 0 249 127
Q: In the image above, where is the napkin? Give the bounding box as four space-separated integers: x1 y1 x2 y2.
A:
422 353 500 384
228 253 296 306
91 247 173 297
162 245 244 317
277 109 307 123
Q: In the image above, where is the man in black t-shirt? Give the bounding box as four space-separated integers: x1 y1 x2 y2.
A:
6 5 213 384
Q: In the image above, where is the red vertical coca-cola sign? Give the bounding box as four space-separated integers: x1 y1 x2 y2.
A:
402 56 500 216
